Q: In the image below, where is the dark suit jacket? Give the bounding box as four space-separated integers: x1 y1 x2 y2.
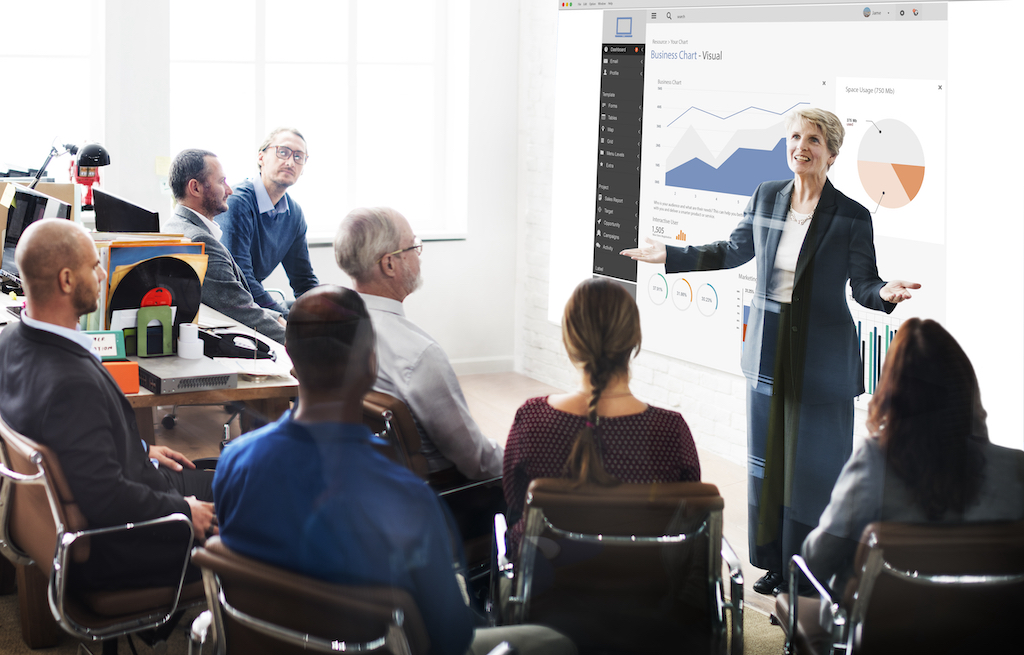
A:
0 322 192 589
666 179 895 404
163 204 286 344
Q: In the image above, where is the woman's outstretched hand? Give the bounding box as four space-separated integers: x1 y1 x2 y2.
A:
620 237 667 264
880 280 921 303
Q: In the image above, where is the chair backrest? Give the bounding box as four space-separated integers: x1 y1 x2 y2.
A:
193 536 430 655
362 391 431 479
0 414 90 571
515 478 726 654
845 520 1024 653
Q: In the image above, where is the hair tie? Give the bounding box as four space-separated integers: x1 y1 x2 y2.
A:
586 419 597 429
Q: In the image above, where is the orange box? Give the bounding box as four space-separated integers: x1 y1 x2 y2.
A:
103 360 139 394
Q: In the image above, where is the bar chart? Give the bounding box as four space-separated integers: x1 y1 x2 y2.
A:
852 306 903 407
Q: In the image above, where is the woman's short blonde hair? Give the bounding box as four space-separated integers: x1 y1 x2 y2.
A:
786 108 845 157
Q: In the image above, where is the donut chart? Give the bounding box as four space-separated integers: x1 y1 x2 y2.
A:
857 119 925 209
648 274 668 305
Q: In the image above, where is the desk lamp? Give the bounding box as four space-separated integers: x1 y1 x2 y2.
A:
28 141 111 209
72 143 111 209
28 142 79 189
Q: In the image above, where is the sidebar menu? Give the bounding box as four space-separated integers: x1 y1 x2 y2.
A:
592 43 644 290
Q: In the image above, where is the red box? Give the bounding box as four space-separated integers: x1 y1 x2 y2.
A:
103 360 139 394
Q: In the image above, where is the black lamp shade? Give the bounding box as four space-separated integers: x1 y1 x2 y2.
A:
77 143 110 167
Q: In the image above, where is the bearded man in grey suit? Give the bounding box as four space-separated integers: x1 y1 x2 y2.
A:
165 149 287 343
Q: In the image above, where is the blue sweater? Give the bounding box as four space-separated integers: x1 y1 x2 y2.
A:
215 179 319 315
213 413 476 655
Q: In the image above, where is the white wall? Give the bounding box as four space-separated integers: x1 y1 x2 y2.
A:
101 1 171 218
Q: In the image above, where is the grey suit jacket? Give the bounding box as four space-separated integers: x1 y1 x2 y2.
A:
666 178 895 404
802 437 1024 594
164 205 286 343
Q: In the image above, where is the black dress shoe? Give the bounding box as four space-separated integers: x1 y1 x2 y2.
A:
774 579 816 597
753 571 783 595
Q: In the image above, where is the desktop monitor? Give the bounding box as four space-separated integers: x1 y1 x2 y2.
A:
93 188 160 233
0 183 72 276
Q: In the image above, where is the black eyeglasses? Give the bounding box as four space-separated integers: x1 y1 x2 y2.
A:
264 145 308 165
377 237 423 263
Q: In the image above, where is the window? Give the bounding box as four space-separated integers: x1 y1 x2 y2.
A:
0 1 95 179
169 0 468 240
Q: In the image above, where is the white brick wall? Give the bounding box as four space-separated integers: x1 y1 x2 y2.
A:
513 2 753 467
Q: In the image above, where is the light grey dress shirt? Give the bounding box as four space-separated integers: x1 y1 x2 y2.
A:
360 293 503 480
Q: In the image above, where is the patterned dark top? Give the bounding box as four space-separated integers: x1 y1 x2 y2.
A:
503 396 701 554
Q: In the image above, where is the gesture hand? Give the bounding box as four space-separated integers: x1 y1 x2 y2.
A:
620 237 667 264
880 280 920 303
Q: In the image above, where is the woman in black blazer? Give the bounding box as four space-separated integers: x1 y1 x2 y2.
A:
622 108 918 595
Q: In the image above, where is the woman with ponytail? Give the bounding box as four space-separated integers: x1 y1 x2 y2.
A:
503 278 700 556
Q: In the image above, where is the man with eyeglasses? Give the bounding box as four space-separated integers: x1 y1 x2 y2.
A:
334 207 503 481
215 127 319 317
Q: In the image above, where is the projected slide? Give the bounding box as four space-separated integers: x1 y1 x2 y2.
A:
632 18 947 377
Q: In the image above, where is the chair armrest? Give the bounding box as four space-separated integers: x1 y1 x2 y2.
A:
54 513 196 635
437 475 502 497
721 537 744 655
61 512 195 546
192 457 219 470
784 555 846 655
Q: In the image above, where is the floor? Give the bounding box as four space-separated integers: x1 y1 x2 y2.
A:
152 371 778 617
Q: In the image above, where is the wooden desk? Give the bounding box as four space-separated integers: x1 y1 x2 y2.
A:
128 375 297 442
128 304 296 440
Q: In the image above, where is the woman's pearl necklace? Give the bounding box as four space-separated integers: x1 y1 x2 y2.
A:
789 207 814 225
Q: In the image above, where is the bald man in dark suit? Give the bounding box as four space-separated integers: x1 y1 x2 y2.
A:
0 218 216 590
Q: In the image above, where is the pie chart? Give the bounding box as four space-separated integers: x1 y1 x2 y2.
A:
857 119 925 209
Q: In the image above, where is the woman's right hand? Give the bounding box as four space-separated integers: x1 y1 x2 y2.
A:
620 237 667 264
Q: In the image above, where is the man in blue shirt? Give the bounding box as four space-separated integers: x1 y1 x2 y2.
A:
213 286 574 655
215 128 319 316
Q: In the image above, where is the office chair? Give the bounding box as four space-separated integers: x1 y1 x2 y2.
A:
773 520 1024 654
189 536 430 655
492 478 743 655
0 413 204 654
361 391 504 576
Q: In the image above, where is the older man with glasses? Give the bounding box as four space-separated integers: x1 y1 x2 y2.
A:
215 127 319 317
334 207 503 482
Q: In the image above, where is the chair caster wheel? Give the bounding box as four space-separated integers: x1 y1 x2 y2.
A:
162 415 176 429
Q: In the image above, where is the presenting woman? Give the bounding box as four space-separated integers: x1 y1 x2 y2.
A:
621 108 918 595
